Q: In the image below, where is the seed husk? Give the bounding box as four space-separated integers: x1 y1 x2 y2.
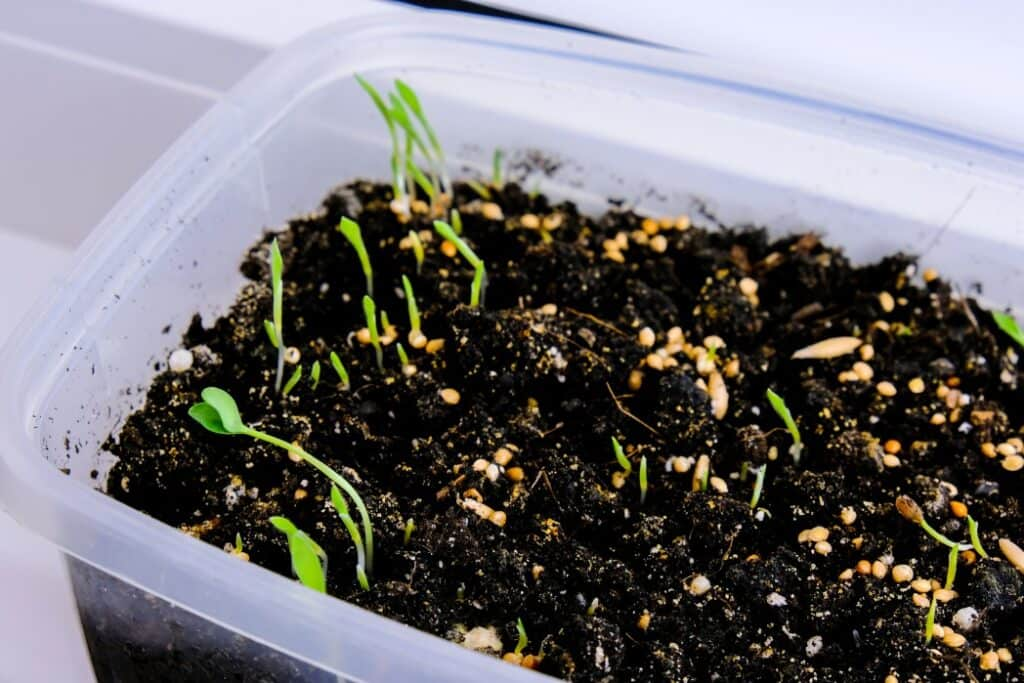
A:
895 495 924 523
791 336 862 360
998 537 1024 574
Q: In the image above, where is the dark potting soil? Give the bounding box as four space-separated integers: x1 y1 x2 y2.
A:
105 181 1024 682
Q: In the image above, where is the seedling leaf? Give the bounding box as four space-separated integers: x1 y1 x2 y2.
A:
338 217 373 297
264 320 279 348
492 148 504 188
401 275 420 334
269 238 285 392
408 230 424 274
611 437 631 475
188 403 231 435
269 516 327 593
363 295 384 371
330 351 350 388
967 515 990 559
515 618 528 655
282 364 302 396
331 486 370 590
766 388 802 464
451 208 462 235
750 465 767 509
639 455 648 504
310 360 321 389
198 387 246 434
433 220 486 307
993 311 1024 348
466 179 491 200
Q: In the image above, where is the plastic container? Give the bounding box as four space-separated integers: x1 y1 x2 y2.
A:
3 8 1024 681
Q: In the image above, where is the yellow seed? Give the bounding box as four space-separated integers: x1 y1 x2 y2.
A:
293 488 308 501
883 454 901 468
472 458 489 472
489 510 507 527
999 537 1024 573
838 370 858 383
923 268 939 283
859 344 875 361
502 652 523 665
872 560 888 579
426 338 445 354
641 217 659 235
539 303 558 316
934 588 958 602
912 578 931 593
440 388 461 405
667 326 684 343
739 277 758 297
637 611 651 631
675 215 691 231
840 507 857 525
912 593 930 608
441 240 458 258
1003 454 1024 472
981 442 997 458
638 327 656 347
979 651 1000 671
409 330 428 349
852 361 874 381
930 413 946 425
494 447 514 466
542 214 563 231
650 235 668 253
885 675 898 683
997 647 1013 663
531 565 545 581
481 202 504 221
936 384 950 399
710 476 728 494
646 353 664 371
611 471 626 490
506 467 524 482
814 541 832 555
724 358 740 378
1009 436 1024 450
791 336 862 360
615 232 629 250
942 630 965 648
807 526 830 543
689 575 712 596
876 381 897 397
950 501 967 518
284 346 301 364
856 560 872 575
628 369 644 391
884 439 902 455
520 214 540 229
838 568 854 580
671 456 692 473
997 442 1018 457
879 291 895 313
908 377 925 394
892 564 913 583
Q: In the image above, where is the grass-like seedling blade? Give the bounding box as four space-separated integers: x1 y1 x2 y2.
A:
330 485 370 591
765 388 803 464
924 594 937 643
492 148 504 189
611 437 631 475
282 365 302 396
750 464 767 509
466 180 492 201
401 275 421 335
408 162 436 201
403 518 415 545
269 239 285 392
895 495 962 549
330 351 350 389
451 208 462 235
514 618 528 656
396 343 410 367
639 455 648 504
355 74 405 206
269 516 327 593
945 543 959 590
966 515 990 558
363 295 384 371
408 230 425 274
433 220 486 308
264 320 278 348
338 217 373 297
992 311 1024 349
310 360 321 389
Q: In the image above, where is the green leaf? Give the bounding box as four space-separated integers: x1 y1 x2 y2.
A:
269 238 283 284
198 387 246 434
401 275 420 333
451 208 462 235
330 351 350 387
282 364 302 396
492 148 504 187
993 311 1024 348
188 403 231 435
387 94 430 159
766 388 801 464
263 320 279 349
396 342 409 367
330 485 350 515
515 618 528 655
269 516 327 593
310 360 321 390
338 217 373 297
394 79 443 158
611 436 631 475
466 179 491 201
354 74 397 142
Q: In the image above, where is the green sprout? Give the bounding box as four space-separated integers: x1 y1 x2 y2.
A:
514 618 528 656
363 295 384 371
338 217 373 298
395 79 452 197
408 230 424 274
380 309 392 333
434 220 486 308
264 238 286 393
330 485 370 591
895 495 961 549
282 364 302 396
492 148 504 189
396 343 410 367
310 360 321 390
766 388 803 464
451 208 463 235
750 465 767 509
639 455 648 504
924 594 938 643
403 518 415 545
945 543 959 590
402 275 421 338
992 311 1024 348
269 516 327 593
466 180 492 201
388 94 441 209
739 461 749 483
330 351 350 390
967 515 990 559
189 387 374 573
234 533 244 554
611 437 631 475
355 75 407 214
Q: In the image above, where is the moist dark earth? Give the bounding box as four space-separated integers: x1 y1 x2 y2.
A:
105 180 1024 682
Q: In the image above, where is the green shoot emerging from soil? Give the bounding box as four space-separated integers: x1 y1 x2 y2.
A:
265 238 286 393
924 595 938 643
639 455 648 504
750 465 767 509
408 230 424 274
515 618 528 656
395 78 452 198
282 364 302 396
189 387 374 574
355 75 406 215
945 543 959 590
269 516 327 593
403 518 415 545
396 343 410 367
766 388 803 464
466 179 491 201
310 360 321 389
338 217 373 297
330 351 350 390
611 437 631 475
492 148 504 189
992 310 1024 348
895 495 960 549
402 275 421 338
967 515 990 559
363 295 384 371
330 485 370 591
434 220 486 308
451 208 463 235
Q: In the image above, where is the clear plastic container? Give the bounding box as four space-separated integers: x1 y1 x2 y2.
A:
2 9 1024 681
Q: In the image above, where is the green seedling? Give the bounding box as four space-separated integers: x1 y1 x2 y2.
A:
189 387 374 573
924 594 938 643
611 437 631 475
967 515 990 559
992 311 1024 348
401 275 421 339
234 533 244 554
265 239 286 393
895 495 961 550
395 79 452 197
388 94 441 204
434 220 486 308
739 461 749 483
407 230 425 274
355 75 407 213
451 208 463 235
466 180 492 201
269 516 327 593
282 364 302 396
492 148 504 189
515 618 528 656
766 388 803 464
706 343 719 363
945 543 959 590
750 464 767 509
639 455 648 504
330 351 350 390
381 309 392 332
408 161 436 202
310 360 321 389
330 485 370 591
363 295 384 371
403 518 415 545
396 343 410 367
338 217 373 298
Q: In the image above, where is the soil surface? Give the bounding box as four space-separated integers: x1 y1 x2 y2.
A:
106 181 1024 681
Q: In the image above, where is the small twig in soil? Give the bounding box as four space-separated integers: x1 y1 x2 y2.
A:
564 308 629 338
606 382 661 437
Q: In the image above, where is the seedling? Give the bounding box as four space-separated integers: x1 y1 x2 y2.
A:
992 311 1024 349
403 518 415 545
388 94 441 208
355 75 407 215
514 618 528 656
945 543 959 590
189 387 374 573
401 275 422 340
766 388 803 464
492 148 504 189
338 217 373 297
265 238 286 392
611 437 631 475
924 594 938 643
363 295 384 371
434 220 486 308
310 360 321 390
396 343 410 367
967 515 990 559
395 79 452 197
407 230 424 274
894 495 961 550
330 485 370 591
330 351 350 390
639 455 648 504
451 208 463 235
282 364 302 396
466 180 492 201
269 516 327 593
750 465 767 509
